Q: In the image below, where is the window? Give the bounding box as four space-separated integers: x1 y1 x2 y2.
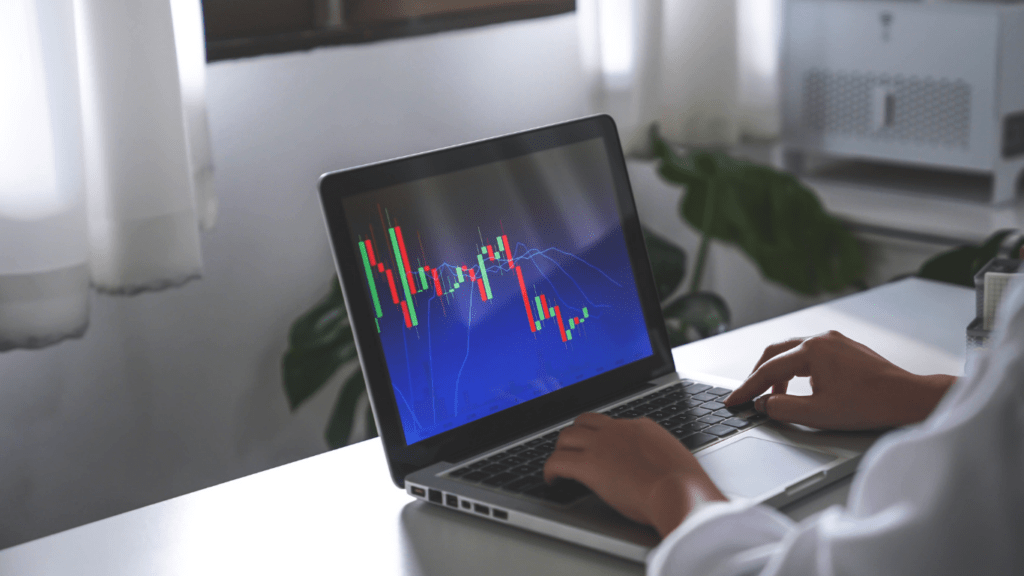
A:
203 0 575 61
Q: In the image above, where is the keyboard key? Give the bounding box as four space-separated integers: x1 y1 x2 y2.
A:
507 444 529 454
503 476 544 493
661 403 683 414
448 467 472 477
698 415 724 425
722 417 752 429
481 464 506 474
665 414 690 426
620 410 641 418
526 438 544 447
525 479 592 504
704 424 740 438
680 398 704 408
726 400 756 414
686 407 711 417
648 411 668 420
519 449 545 460
708 387 732 397
712 409 734 418
683 383 711 394
481 472 519 487
508 464 538 476
670 426 690 437
702 401 726 411
684 421 710 432
499 456 527 466
462 471 491 482
681 432 716 450
634 403 657 414
692 392 717 402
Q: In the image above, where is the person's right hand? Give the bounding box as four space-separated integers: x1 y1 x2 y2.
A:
724 330 956 431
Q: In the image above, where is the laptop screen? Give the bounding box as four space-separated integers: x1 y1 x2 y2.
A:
341 136 654 444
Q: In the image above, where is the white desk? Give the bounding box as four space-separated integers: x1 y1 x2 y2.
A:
0 279 973 576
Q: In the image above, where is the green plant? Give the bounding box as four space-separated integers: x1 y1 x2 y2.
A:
917 229 1023 287
282 279 375 449
650 127 865 295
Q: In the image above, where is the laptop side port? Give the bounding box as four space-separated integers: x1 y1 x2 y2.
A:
445 494 458 508
410 486 425 497
428 489 443 503
492 509 508 520
461 500 471 510
473 503 490 515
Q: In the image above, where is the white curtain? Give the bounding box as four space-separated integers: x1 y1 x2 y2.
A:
578 0 783 152
0 0 214 351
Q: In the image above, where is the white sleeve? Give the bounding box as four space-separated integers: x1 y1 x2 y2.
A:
647 280 1024 576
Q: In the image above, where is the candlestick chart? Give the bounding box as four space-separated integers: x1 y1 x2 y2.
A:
353 206 653 444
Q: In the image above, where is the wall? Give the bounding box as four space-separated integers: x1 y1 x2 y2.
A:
0 13 590 550
0 9 935 550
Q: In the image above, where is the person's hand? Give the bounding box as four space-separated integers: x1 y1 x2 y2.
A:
543 413 726 538
724 330 956 430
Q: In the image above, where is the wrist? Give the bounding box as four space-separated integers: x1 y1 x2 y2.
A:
888 372 956 426
646 474 727 538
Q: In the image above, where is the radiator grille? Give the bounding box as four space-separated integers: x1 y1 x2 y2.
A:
803 70 971 148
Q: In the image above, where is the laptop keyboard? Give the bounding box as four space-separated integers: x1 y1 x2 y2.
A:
446 380 764 504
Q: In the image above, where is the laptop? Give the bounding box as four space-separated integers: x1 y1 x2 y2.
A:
317 115 874 562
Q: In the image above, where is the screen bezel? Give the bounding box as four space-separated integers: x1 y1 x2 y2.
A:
318 115 673 487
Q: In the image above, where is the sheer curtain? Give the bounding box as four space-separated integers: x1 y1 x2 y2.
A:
578 0 784 153
0 0 213 351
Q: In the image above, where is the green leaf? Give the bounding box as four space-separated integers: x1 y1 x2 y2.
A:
286 279 350 350
282 278 358 410
918 229 1017 287
324 370 367 449
651 131 865 296
642 227 687 303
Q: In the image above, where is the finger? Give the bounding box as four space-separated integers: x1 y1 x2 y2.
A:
772 381 789 396
728 345 813 406
756 393 816 426
543 449 592 484
727 339 804 406
573 412 612 429
749 338 805 375
554 426 592 450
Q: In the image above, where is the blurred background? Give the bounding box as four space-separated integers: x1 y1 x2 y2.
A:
2 0 1022 550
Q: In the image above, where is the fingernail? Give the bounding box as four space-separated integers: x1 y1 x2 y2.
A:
753 396 767 415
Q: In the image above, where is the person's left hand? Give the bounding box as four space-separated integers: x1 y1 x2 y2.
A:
543 413 727 538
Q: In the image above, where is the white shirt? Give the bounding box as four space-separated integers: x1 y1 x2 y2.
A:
648 280 1024 576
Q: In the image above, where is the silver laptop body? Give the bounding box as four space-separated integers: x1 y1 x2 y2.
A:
318 116 874 563
405 369 873 561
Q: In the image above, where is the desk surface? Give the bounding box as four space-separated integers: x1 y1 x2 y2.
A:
0 279 973 576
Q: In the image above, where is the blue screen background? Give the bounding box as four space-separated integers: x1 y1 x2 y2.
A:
344 138 653 444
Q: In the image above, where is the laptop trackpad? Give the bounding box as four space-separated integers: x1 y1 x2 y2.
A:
697 437 837 499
